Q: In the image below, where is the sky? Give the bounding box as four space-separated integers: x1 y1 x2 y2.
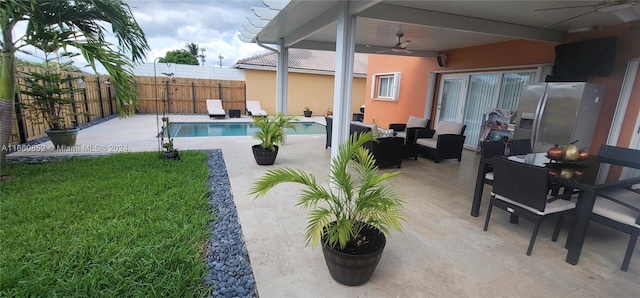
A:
16 0 271 73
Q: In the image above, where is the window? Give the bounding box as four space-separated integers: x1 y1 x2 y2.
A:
371 72 401 101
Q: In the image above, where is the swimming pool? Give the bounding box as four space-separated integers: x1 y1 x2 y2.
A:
160 122 326 137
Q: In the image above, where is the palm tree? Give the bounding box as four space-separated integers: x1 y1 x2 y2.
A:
185 43 199 57
0 0 149 175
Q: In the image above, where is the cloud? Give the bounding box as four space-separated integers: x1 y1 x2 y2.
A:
127 0 268 67
15 0 269 73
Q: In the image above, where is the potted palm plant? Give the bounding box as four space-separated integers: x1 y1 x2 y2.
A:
20 68 82 148
251 113 297 165
250 132 405 285
303 106 313 117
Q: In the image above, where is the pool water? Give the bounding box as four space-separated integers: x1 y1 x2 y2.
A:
160 122 326 137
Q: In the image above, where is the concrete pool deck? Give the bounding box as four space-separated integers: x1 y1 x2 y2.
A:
6 114 640 297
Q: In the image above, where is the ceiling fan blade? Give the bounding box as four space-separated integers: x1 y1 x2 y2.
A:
391 48 412 54
534 4 595 12
614 8 640 21
542 10 595 28
399 40 411 48
375 49 393 54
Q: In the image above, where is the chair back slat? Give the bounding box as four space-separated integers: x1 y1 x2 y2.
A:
597 145 640 169
481 141 506 159
509 139 532 156
492 157 549 212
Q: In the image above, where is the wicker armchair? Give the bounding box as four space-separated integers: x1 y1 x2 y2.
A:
324 117 404 168
413 121 466 163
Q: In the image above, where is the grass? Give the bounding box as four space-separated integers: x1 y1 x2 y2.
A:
0 151 212 297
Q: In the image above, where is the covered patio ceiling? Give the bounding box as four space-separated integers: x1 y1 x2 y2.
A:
240 0 640 57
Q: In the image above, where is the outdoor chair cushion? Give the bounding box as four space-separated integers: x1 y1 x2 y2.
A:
435 121 465 137
396 116 429 139
594 188 640 228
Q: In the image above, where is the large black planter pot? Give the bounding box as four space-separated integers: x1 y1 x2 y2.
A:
252 145 279 165
303 110 313 117
46 128 79 148
321 224 386 286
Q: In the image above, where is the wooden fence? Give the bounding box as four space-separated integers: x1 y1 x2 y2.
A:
9 68 246 145
135 76 246 114
11 67 117 145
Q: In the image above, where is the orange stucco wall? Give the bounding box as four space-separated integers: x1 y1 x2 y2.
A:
366 21 640 152
244 69 366 116
363 55 437 128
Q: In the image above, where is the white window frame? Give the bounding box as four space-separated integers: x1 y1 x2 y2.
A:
371 72 401 101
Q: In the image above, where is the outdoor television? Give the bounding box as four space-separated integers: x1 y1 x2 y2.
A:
547 36 617 82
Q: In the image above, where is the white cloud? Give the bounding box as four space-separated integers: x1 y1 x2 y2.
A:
14 0 270 73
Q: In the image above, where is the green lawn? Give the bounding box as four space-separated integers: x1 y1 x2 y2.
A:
1 151 212 297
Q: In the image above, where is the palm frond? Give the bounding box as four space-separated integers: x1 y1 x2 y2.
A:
251 131 405 250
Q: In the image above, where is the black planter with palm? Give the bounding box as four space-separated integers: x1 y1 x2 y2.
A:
250 132 405 285
251 113 296 166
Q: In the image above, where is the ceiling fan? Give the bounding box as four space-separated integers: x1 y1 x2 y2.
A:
376 33 411 54
536 0 640 27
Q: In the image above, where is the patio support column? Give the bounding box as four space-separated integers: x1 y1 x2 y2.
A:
330 2 357 159
276 39 288 114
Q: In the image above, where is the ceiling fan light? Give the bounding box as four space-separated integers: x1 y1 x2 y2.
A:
595 2 636 13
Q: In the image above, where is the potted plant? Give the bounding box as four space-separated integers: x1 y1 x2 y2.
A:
251 113 297 165
20 69 82 148
160 116 180 159
250 132 405 285
303 106 313 117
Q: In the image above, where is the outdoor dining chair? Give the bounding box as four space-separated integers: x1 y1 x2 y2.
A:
479 140 508 186
589 144 640 271
508 138 532 156
483 157 577 256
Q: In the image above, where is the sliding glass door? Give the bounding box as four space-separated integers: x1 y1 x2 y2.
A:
436 70 537 149
435 74 467 123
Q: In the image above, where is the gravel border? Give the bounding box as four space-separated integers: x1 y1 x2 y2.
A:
5 150 258 297
204 150 257 297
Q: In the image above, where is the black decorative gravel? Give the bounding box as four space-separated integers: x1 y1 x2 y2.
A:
204 150 257 297
5 150 258 297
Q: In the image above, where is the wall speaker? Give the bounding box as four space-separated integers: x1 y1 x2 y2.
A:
437 55 447 67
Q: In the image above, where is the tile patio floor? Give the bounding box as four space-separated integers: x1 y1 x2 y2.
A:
8 115 639 297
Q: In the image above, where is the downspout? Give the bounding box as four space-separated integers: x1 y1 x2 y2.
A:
256 38 278 53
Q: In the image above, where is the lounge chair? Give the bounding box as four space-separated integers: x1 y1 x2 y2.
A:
206 99 226 118
246 101 268 116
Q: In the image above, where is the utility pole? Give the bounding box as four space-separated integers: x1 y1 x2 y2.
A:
198 48 206 66
218 53 224 68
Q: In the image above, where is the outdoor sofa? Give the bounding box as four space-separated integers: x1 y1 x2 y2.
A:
325 116 404 168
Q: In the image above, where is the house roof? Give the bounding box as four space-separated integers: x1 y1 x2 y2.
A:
234 48 368 77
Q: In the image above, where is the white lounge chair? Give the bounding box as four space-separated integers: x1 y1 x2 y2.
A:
206 99 226 118
246 100 267 116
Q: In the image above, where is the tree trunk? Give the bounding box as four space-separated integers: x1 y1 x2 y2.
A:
1 25 17 178
0 99 14 178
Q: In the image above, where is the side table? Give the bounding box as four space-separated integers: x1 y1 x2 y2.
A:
229 109 241 118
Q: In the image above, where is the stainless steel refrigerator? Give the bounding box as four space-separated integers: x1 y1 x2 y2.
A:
512 82 605 153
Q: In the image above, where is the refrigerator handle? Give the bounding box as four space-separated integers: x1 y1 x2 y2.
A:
532 93 548 149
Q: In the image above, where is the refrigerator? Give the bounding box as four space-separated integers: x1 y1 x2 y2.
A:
512 82 605 153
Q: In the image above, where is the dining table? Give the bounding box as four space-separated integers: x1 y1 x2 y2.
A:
470 152 640 265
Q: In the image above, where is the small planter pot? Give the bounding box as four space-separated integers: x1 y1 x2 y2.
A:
252 145 279 165
321 224 386 286
303 110 313 117
46 128 79 148
162 150 180 160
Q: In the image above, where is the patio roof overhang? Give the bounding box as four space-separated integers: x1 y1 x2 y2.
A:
238 0 640 157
